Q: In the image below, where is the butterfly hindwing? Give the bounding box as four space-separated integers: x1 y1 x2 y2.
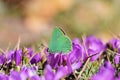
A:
55 35 72 53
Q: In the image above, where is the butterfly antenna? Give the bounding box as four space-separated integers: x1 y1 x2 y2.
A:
59 27 66 35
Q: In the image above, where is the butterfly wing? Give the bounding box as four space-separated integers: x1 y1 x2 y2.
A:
48 27 64 52
55 35 72 53
48 27 72 54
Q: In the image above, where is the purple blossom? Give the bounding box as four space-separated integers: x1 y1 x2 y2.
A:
0 35 119 80
54 66 68 80
108 39 120 52
107 39 120 64
0 53 6 65
7 66 40 80
85 36 105 61
44 65 68 80
13 50 22 66
46 53 62 69
9 71 21 80
114 54 120 64
6 50 14 62
30 75 40 80
116 72 120 80
68 38 83 63
24 48 34 58
30 53 41 64
44 65 54 80
0 73 8 80
90 61 115 80
45 38 82 73
66 58 81 74
66 38 83 73
20 66 39 80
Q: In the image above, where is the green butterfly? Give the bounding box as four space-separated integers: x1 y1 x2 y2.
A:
48 27 72 54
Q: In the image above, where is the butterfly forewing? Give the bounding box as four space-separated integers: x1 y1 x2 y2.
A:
48 27 63 52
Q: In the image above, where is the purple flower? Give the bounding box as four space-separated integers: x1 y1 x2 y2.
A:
90 61 114 80
8 66 40 80
30 53 41 64
114 54 120 64
24 48 34 58
108 39 120 52
71 61 81 71
44 65 54 80
45 47 63 69
68 38 83 63
30 75 40 80
66 58 81 74
115 72 120 80
9 71 21 80
108 39 120 64
66 38 83 73
44 65 68 80
85 36 105 61
46 53 62 68
20 66 40 80
54 66 68 80
0 73 8 80
45 38 82 73
6 50 14 62
0 53 6 65
13 50 22 66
